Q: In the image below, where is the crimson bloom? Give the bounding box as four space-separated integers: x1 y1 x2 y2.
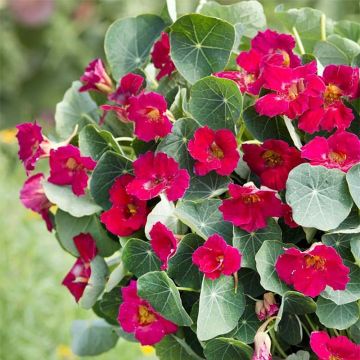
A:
48 145 97 196
242 140 303 191
275 243 350 297
301 131 360 172
100 174 148 236
150 222 178 270
19 173 53 231
62 233 98 302
127 92 172 141
299 65 359 133
282 204 299 228
79 58 113 94
188 126 240 176
151 32 176 81
118 280 177 345
219 183 284 232
126 151 190 201
255 61 324 119
192 234 241 280
310 331 360 360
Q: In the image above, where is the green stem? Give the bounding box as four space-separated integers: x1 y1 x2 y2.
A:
301 321 311 337
305 314 318 332
115 137 133 142
245 294 260 302
292 26 305 55
333 329 340 337
236 120 246 143
177 287 200 293
320 14 327 41
269 328 287 359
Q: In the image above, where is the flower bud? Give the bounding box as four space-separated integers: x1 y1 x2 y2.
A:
252 331 272 360
255 300 267 321
263 292 279 317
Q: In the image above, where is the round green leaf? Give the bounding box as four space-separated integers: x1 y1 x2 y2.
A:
197 276 245 341
137 271 193 326
122 238 161 277
316 296 359 330
105 15 165 80
286 164 353 231
278 313 303 345
351 238 360 262
233 219 282 270
238 268 265 298
99 285 122 325
170 14 235 84
347 164 360 208
349 319 360 343
204 338 252 360
189 76 242 132
286 351 310 360
321 233 356 261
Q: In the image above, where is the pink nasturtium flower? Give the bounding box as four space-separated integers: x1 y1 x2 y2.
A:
255 61 324 119
48 145 97 196
118 280 177 345
252 331 272 360
150 222 178 270
62 233 98 302
192 234 241 280
100 174 148 236
310 331 360 360
242 139 303 191
255 292 279 321
299 65 360 133
151 32 176 81
188 126 240 176
301 131 360 172
19 173 53 231
219 183 284 232
126 151 190 201
79 58 113 94
275 243 350 297
281 204 299 228
127 92 173 142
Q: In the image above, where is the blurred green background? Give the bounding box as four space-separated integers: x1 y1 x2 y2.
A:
0 1 359 360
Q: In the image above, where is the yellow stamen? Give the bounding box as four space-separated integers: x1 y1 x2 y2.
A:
324 84 342 106
138 305 156 325
262 150 283 167
304 255 326 271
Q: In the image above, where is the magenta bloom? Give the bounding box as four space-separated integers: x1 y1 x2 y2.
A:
192 234 241 280
100 174 148 236
48 145 97 196
79 58 113 94
126 151 190 201
255 62 324 119
62 233 98 302
299 65 359 133
150 222 178 270
219 183 284 232
19 173 53 231
151 32 176 81
127 92 172 142
310 331 360 360
118 280 178 345
16 122 50 174
188 126 240 176
242 140 303 191
282 204 299 228
275 243 350 297
301 131 360 172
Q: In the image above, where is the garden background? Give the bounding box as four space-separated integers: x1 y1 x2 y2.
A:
0 0 359 359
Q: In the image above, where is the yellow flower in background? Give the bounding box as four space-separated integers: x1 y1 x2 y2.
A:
141 345 155 355
56 344 76 360
0 128 17 144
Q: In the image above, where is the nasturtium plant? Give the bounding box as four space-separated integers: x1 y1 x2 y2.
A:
16 0 360 359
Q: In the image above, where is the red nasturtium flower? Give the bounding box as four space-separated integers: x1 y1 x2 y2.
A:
118 280 177 345
299 65 360 133
255 61 324 119
48 145 97 196
62 233 98 302
79 58 113 94
281 204 299 228
100 174 148 236
219 183 284 232
192 234 241 280
242 139 303 191
19 173 53 231
151 32 176 81
310 331 360 360
188 126 240 176
126 151 190 201
301 131 360 172
150 222 178 270
275 243 350 297
127 92 173 141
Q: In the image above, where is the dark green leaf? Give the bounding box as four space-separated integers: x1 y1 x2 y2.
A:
278 313 303 345
347 164 360 208
203 338 252 360
321 233 356 261
99 285 122 325
238 268 265 298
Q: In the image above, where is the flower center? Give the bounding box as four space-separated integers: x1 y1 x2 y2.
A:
279 50 290 67
304 255 326 271
287 79 305 100
145 107 161 122
242 194 261 204
329 355 342 360
138 305 156 325
66 157 81 171
245 73 256 84
329 151 347 164
324 84 342 106
127 203 137 216
210 142 224 159
262 150 283 167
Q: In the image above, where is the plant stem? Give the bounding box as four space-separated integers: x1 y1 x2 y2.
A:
292 26 305 55
305 314 318 331
301 321 311 337
269 328 287 359
333 329 340 336
177 287 200 293
115 137 133 142
320 14 327 41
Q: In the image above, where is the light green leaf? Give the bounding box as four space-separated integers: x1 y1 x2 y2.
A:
286 164 353 231
347 164 360 208
334 20 360 43
189 76 242 132
351 238 360 262
321 233 356 260
314 40 349 66
170 14 235 84
286 351 310 360
349 320 360 343
233 219 282 270
104 15 165 80
137 271 193 326
329 208 360 234
197 276 245 341
203 338 252 360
